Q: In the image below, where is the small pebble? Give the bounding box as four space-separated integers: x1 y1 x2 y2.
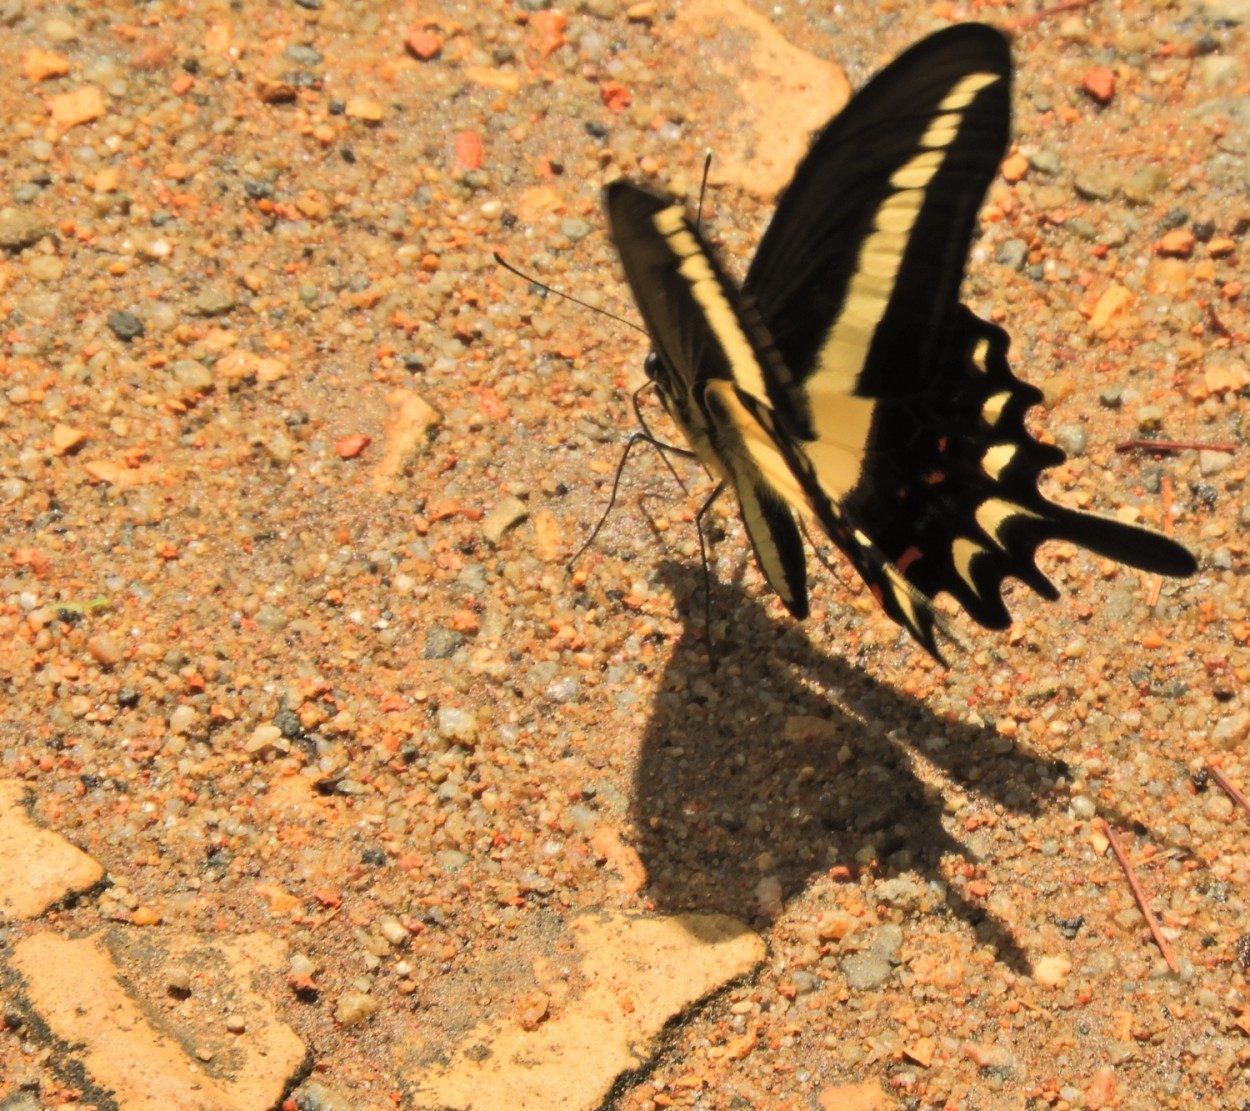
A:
167 966 192 994
334 991 379 1028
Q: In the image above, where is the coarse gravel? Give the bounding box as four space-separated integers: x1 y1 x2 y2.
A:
2 1 1249 1109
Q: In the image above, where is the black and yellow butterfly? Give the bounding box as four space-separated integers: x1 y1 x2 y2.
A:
605 22 1195 659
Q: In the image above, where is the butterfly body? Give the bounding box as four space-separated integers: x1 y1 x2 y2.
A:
607 23 1196 658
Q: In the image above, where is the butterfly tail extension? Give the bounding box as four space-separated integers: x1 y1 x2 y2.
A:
826 511 961 662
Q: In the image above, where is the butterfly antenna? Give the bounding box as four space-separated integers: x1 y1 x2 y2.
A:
493 251 646 335
694 151 713 232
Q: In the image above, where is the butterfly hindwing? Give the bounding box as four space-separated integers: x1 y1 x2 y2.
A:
839 306 1196 637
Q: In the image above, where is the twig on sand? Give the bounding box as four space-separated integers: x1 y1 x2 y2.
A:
1096 818 1180 974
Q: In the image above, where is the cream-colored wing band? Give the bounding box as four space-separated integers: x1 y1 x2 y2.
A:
651 206 772 409
809 70 1003 411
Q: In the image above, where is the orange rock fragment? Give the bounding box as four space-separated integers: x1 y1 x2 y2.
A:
819 1080 892 1111
345 96 384 121
204 21 232 54
601 80 632 112
373 389 441 487
1089 283 1133 330
723 1032 757 1061
589 825 648 893
517 185 564 221
904 1037 936 1068
82 460 156 488
1155 228 1195 257
255 882 302 915
1081 66 1115 104
1086 1065 1117 1109
454 130 483 171
406 27 443 60
531 10 567 59
335 432 370 459
1000 151 1028 183
0 781 105 919
24 48 71 82
255 75 296 103
52 423 88 455
531 508 563 562
48 86 106 133
517 990 550 1031
1205 363 1250 394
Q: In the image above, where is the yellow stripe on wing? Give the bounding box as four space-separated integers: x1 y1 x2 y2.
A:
651 205 773 409
808 70 1004 415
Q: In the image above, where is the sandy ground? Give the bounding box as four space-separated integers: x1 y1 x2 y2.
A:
2 0 1250 1108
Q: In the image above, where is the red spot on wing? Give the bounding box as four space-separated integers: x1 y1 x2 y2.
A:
895 546 923 574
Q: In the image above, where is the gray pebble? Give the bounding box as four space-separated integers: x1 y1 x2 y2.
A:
545 676 580 703
292 1082 361 1111
1029 149 1062 176
1123 165 1168 204
169 705 197 735
424 626 465 658
254 604 290 633
284 44 323 66
996 238 1028 270
791 970 820 995
841 950 894 991
0 209 49 250
107 310 145 341
334 990 379 1027
1198 55 1241 88
1073 169 1119 200
1199 0 1250 22
1053 424 1088 456
1198 449 1232 476
437 706 478 743
868 923 904 961
171 359 214 392
481 495 528 544
560 217 593 242
189 287 237 317
1070 795 1097 820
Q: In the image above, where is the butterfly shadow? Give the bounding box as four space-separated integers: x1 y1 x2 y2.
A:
631 559 1116 976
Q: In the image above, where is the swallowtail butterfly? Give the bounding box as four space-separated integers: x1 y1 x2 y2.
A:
606 23 1195 658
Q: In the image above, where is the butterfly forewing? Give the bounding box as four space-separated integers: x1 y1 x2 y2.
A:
746 24 1012 413
606 184 812 617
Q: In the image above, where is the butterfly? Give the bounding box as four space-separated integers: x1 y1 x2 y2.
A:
605 22 1196 660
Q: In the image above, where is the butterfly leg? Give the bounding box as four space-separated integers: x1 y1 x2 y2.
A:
694 480 728 661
